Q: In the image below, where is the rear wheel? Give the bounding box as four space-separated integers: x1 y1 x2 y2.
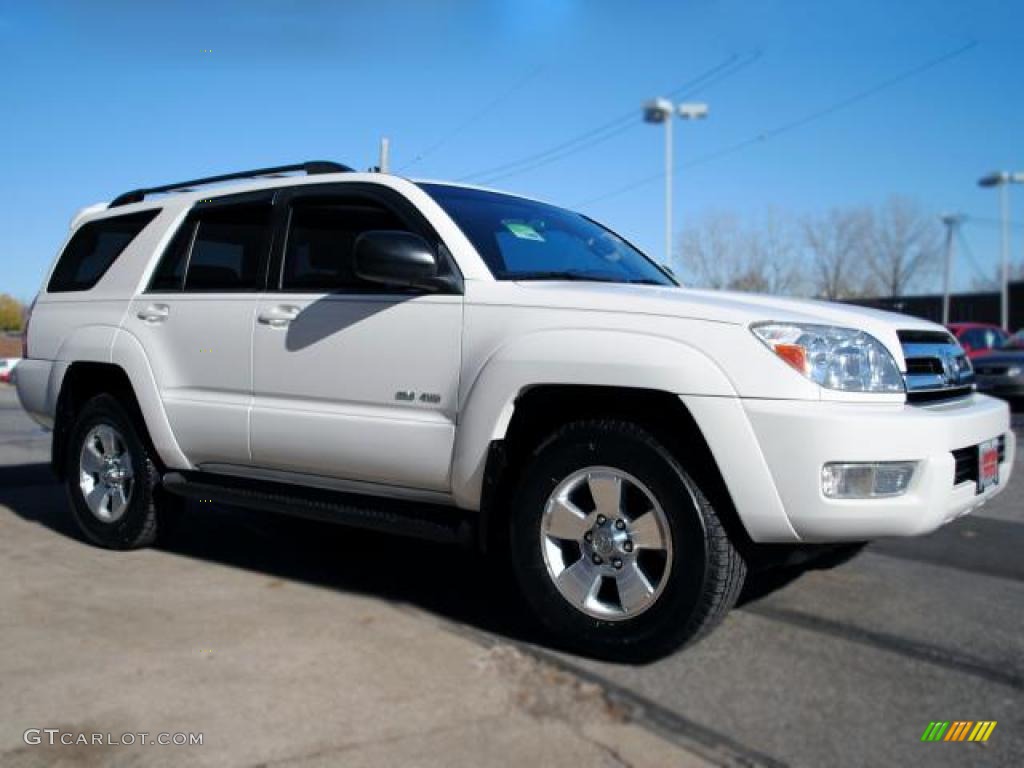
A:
65 394 168 549
509 420 746 661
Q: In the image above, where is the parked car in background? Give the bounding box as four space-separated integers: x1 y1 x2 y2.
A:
973 336 1024 399
947 323 1010 358
0 357 21 384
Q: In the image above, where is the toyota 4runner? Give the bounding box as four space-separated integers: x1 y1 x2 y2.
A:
17 161 1014 660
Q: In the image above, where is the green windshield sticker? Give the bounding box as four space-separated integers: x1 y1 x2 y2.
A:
503 221 545 242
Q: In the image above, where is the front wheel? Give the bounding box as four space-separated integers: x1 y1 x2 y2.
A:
510 420 746 661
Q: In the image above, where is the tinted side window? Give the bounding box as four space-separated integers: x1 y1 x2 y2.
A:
48 210 159 292
149 203 271 292
186 204 271 291
149 219 196 292
281 198 409 292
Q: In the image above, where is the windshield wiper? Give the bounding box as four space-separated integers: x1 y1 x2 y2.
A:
509 271 621 283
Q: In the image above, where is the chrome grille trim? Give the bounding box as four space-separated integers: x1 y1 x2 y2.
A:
898 333 975 403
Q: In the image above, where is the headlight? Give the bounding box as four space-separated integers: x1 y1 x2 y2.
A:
751 323 904 393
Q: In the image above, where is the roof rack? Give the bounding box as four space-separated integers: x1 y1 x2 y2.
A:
108 160 354 208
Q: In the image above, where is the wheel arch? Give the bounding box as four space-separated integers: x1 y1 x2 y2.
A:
452 328 738 509
52 362 142 479
469 384 754 558
52 334 189 479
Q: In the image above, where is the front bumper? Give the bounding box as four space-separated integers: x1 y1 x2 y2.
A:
683 393 1014 543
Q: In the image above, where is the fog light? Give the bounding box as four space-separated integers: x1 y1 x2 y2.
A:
821 462 916 499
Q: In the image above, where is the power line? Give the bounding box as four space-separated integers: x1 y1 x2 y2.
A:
957 225 996 286
963 214 1024 231
457 51 762 185
398 64 546 172
471 50 764 186
575 40 979 208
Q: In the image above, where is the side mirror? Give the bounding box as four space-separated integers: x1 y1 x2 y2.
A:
353 231 439 290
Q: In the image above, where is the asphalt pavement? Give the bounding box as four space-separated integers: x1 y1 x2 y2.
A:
1 385 1021 767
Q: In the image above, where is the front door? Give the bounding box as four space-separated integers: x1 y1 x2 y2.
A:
250 185 462 493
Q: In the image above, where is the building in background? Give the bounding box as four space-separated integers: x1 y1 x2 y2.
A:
848 280 1024 332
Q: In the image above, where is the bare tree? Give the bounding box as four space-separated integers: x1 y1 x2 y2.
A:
742 209 804 295
865 197 942 297
802 208 874 300
675 212 744 290
676 210 803 295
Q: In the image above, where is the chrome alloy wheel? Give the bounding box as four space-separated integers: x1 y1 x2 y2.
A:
78 424 135 523
540 466 673 621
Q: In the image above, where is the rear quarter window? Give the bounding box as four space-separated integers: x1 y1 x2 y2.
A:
48 210 159 293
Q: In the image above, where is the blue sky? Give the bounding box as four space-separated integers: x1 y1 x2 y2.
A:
1 0 1022 300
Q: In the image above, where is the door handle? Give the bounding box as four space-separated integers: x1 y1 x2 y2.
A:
257 305 301 328
137 304 170 323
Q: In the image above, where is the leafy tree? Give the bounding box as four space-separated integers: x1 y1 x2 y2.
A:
0 294 24 332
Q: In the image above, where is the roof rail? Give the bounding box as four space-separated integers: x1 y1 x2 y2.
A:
108 160 354 208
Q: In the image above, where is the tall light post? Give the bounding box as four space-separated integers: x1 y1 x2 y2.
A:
643 99 708 264
939 213 964 325
978 170 1024 330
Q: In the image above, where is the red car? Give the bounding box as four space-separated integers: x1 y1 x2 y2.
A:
946 323 1010 359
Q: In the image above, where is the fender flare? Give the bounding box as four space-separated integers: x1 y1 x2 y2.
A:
108 327 191 470
451 328 738 509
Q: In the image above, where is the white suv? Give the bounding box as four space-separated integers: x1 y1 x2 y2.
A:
17 161 1014 659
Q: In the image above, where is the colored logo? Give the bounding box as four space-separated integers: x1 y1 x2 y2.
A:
921 721 997 742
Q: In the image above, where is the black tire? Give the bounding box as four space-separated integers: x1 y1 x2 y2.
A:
509 420 746 662
64 393 166 549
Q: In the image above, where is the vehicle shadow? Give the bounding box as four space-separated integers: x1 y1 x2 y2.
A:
0 461 824 662
0 462 551 648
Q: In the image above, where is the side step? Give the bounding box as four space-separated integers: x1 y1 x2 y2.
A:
162 471 476 547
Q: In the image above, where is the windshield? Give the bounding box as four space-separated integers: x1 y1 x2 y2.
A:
419 183 675 286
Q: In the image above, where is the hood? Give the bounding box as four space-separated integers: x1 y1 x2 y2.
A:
505 281 944 359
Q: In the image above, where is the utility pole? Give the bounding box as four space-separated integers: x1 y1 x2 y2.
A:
940 213 963 325
379 137 391 174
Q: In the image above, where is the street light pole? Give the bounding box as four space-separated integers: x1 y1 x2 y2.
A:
664 111 674 268
643 99 708 265
999 181 1009 330
978 170 1024 330
940 213 963 325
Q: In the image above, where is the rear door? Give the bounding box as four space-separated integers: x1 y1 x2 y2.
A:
249 183 463 493
125 192 273 466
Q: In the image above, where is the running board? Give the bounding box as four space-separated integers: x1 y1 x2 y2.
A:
162 471 475 546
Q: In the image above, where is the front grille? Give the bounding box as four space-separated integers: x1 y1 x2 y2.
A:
897 330 957 345
907 385 975 404
898 330 974 404
906 357 942 375
952 435 1006 489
